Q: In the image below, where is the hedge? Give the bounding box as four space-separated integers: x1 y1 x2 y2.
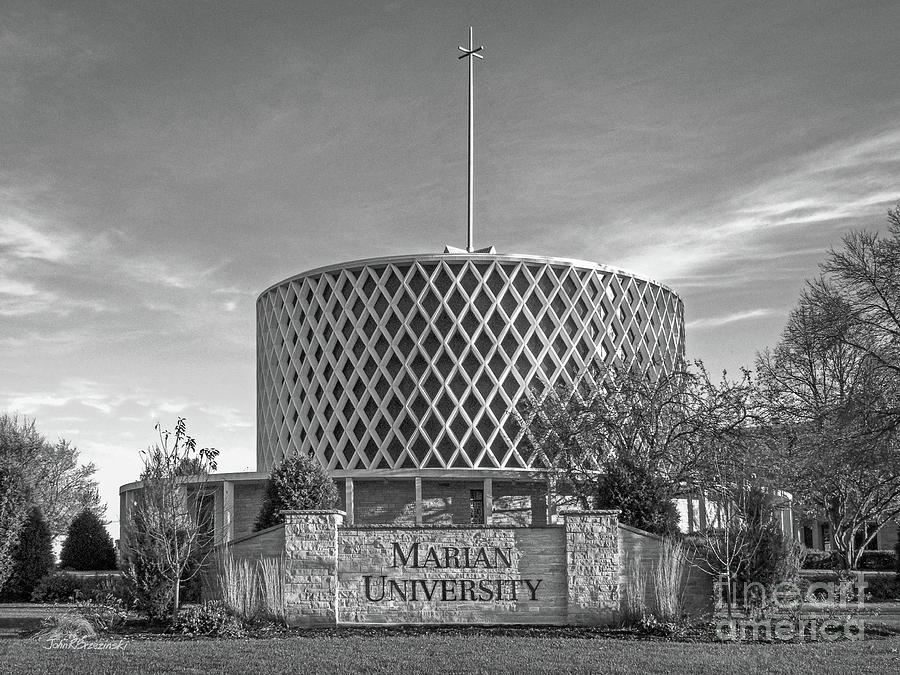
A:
801 549 897 571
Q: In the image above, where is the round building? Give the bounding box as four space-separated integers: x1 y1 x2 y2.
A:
256 252 684 527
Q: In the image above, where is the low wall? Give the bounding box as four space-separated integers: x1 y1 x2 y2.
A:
215 510 714 625
281 509 620 626
227 523 285 558
619 524 714 617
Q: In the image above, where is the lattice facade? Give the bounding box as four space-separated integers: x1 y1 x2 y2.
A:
257 254 684 473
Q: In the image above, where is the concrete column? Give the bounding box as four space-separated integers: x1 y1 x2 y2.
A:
562 510 620 625
222 481 234 543
483 478 493 525
812 520 823 549
118 491 129 557
344 477 355 525
414 476 423 526
283 510 345 626
546 474 557 525
698 494 708 530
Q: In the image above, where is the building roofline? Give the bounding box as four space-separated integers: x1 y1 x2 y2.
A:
257 252 679 301
119 471 269 494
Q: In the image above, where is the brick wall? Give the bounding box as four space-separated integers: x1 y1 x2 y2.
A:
492 481 547 527
228 524 285 559
421 480 482 525
353 479 417 525
619 524 714 617
233 482 267 538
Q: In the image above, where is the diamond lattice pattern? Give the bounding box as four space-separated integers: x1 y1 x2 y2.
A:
257 257 684 473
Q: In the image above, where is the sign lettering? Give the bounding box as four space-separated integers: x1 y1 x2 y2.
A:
361 540 543 603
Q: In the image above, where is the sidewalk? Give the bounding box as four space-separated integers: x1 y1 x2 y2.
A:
0 604 58 639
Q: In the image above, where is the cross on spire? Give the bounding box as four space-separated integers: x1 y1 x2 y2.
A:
458 27 483 253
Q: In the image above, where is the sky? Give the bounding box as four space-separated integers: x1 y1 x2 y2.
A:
2 1 899 538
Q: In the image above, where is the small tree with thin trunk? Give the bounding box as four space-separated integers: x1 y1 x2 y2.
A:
122 418 218 622
689 437 791 617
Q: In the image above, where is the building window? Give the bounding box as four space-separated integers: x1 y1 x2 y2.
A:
470 489 484 524
802 526 814 549
855 522 880 552
821 523 831 551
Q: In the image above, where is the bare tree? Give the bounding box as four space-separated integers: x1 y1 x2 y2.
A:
520 361 754 533
123 418 218 621
807 205 900 379
0 414 103 543
757 289 900 569
689 435 792 617
28 439 103 543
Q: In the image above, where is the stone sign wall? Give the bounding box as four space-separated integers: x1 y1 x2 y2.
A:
278 509 621 626
338 526 567 624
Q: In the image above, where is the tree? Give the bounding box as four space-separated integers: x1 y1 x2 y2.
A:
0 414 103 543
28 439 103 543
757 288 900 569
808 205 900 379
254 452 339 531
0 506 54 601
0 416 38 589
0 465 29 591
122 418 219 621
520 362 754 534
60 509 118 571
595 461 680 537
688 433 798 615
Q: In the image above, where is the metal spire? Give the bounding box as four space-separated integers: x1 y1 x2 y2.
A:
458 27 483 253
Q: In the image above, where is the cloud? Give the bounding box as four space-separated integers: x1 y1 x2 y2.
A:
0 278 39 297
686 308 777 330
0 217 71 261
122 258 229 290
614 126 900 286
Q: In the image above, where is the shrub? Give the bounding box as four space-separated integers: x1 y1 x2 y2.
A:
738 520 801 599
0 506 54 600
31 612 96 642
30 572 86 603
258 556 286 623
595 462 680 537
896 540 900 574
169 601 245 638
215 549 287 625
218 549 258 621
801 549 838 570
858 550 897 571
30 572 131 605
865 575 900 602
802 549 896 571
621 553 648 625
60 510 118 571
72 597 129 633
654 538 687 622
122 509 174 622
254 452 338 531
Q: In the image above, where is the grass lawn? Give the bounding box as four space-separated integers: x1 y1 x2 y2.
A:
2 633 900 674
